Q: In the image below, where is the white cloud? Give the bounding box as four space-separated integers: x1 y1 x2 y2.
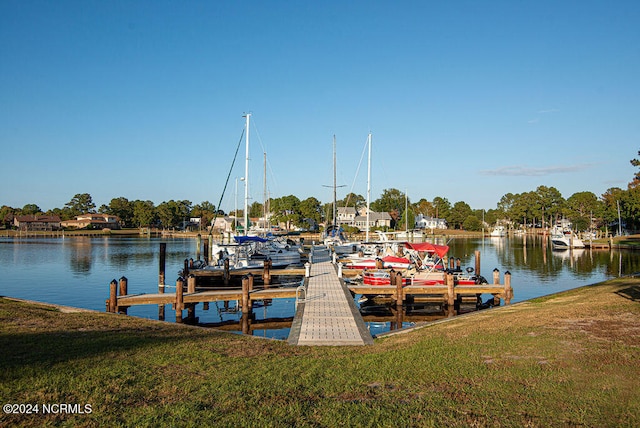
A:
479 164 593 177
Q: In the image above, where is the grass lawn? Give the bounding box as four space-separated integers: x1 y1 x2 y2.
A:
1 277 639 427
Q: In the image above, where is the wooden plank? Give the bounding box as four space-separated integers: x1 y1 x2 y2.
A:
118 293 174 306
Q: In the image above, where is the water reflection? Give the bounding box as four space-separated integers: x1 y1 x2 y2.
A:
1 235 637 339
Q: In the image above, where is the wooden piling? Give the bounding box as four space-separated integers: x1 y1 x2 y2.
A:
504 271 512 305
248 273 254 311
159 243 166 288
241 275 250 314
176 277 184 323
196 234 202 261
446 273 455 316
493 268 501 306
263 258 272 286
224 258 230 286
183 258 189 277
187 274 196 322
118 276 128 314
108 279 117 313
395 272 403 306
475 251 481 276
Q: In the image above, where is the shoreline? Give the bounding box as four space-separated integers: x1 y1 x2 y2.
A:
2 276 639 426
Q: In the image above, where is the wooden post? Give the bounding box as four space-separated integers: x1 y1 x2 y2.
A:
196 234 202 261
446 273 455 316
224 258 230 286
176 277 184 323
183 258 189 277
241 275 250 314
493 268 501 306
108 279 117 313
474 251 481 277
389 269 397 287
208 235 213 263
263 258 271 286
449 257 455 270
395 272 403 307
187 274 196 322
159 243 166 289
241 313 250 335
203 238 209 264
376 258 383 269
118 276 128 315
456 258 461 271
504 271 512 305
247 273 254 312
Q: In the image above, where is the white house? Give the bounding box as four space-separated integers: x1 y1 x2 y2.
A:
415 214 447 230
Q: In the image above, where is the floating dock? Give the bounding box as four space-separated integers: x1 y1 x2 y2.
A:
287 247 373 346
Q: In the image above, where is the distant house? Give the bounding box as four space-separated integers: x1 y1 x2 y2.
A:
61 213 121 230
354 210 392 231
335 206 392 231
415 214 447 230
14 215 61 231
212 216 235 232
336 207 358 226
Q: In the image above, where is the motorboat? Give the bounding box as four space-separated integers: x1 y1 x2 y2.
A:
490 225 506 237
550 225 585 250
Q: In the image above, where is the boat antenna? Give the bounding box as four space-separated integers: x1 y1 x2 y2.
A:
209 127 245 237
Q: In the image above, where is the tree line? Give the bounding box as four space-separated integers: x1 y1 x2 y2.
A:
2 152 639 233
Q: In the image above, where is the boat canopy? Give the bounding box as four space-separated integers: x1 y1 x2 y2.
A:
404 242 449 258
233 236 269 244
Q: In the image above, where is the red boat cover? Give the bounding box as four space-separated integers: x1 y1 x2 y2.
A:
404 242 449 258
381 255 411 264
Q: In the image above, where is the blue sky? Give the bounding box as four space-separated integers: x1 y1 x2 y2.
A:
1 1 638 213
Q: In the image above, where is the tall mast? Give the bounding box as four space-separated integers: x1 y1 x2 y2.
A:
366 132 371 242
263 152 267 233
333 135 337 228
243 113 251 236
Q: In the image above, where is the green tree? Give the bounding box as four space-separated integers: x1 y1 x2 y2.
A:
104 197 134 227
371 188 405 214
20 204 42 215
566 192 602 231
449 201 472 229
339 193 365 209
399 206 416 230
132 200 156 228
65 193 96 217
413 198 435 217
248 201 264 218
270 195 301 230
631 150 640 182
536 186 564 227
0 205 16 228
299 197 322 224
463 215 483 231
156 200 190 229
192 201 216 227
432 196 451 220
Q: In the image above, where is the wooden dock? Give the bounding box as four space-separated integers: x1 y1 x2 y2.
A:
287 247 373 346
105 243 514 346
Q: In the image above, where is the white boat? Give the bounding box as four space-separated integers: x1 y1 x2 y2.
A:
490 225 506 237
250 237 302 266
550 225 585 250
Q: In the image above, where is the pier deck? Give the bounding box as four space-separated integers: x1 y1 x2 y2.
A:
288 247 373 346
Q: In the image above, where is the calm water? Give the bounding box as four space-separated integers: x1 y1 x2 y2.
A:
1 235 637 338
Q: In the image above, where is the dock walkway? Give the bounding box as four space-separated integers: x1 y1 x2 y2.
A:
288 247 373 346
